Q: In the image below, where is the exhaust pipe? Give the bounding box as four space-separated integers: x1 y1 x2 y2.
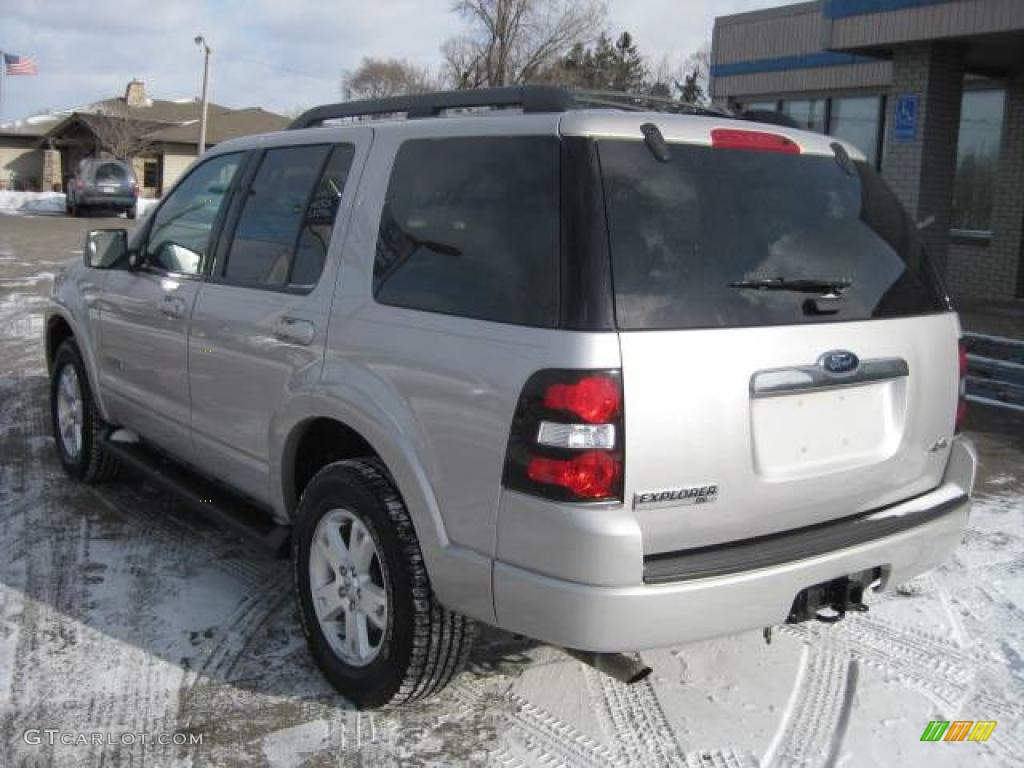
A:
564 649 652 685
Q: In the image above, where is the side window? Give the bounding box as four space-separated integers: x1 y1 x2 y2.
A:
145 153 242 276
373 136 559 327
222 144 353 290
292 145 356 288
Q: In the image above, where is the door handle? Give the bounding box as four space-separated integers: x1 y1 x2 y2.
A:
159 295 186 319
274 316 316 346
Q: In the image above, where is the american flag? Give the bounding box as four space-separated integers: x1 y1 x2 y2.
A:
4 54 38 76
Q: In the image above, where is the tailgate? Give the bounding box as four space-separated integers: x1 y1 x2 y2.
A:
621 313 960 553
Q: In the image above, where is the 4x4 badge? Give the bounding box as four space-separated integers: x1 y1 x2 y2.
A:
633 485 719 509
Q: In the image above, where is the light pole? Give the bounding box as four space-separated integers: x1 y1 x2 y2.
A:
194 35 211 154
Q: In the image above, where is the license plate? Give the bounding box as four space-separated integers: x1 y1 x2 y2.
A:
101 185 117 193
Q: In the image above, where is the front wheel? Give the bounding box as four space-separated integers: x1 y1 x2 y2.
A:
293 459 474 708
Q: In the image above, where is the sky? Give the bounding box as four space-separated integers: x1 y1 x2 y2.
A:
0 0 788 122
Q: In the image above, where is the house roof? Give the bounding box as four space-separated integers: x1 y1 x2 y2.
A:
147 107 289 144
0 91 286 147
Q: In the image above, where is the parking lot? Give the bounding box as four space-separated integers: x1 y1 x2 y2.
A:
0 210 1021 767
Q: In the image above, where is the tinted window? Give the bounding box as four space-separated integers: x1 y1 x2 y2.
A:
291 145 355 287
374 137 559 327
145 152 242 275
94 163 128 183
223 145 329 287
599 140 946 330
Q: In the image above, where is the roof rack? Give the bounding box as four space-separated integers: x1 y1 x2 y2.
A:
288 85 748 130
289 86 575 129
569 89 731 119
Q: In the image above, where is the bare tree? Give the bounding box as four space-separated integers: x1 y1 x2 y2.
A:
79 105 161 161
342 57 440 100
445 0 606 87
677 42 711 104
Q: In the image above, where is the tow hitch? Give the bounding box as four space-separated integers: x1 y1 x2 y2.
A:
786 568 880 625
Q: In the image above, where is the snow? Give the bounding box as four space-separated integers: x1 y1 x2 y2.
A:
0 190 66 214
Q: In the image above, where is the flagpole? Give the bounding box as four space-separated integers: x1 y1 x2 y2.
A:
0 50 6 124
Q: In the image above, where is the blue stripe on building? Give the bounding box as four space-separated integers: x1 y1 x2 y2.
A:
710 51 876 78
823 0 950 20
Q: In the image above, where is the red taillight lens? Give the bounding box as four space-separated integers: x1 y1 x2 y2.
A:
956 339 968 432
527 451 620 499
711 128 800 154
543 375 621 423
503 369 624 502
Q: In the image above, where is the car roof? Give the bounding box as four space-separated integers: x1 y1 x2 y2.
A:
210 108 864 162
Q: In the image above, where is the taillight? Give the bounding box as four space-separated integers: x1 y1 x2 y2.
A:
956 338 968 432
711 128 800 154
503 369 624 502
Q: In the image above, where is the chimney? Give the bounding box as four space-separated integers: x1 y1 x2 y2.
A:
125 79 146 108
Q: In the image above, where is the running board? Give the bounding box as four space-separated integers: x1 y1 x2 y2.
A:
101 436 290 558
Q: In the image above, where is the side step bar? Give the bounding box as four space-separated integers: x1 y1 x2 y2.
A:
101 435 291 558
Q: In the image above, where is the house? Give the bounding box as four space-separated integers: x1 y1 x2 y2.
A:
0 80 289 196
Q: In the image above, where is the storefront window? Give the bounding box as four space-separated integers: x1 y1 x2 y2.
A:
829 96 882 166
952 88 1006 233
781 99 826 132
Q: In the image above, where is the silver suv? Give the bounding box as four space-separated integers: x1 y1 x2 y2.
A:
45 87 977 709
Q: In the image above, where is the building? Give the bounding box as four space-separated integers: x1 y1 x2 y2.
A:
0 80 289 197
710 0 1024 302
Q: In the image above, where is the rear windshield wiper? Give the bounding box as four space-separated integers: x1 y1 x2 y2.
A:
729 277 853 295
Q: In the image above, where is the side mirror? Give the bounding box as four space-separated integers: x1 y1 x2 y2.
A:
84 229 128 269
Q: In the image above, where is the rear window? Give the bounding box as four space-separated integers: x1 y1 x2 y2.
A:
94 163 129 183
599 139 948 330
374 136 559 327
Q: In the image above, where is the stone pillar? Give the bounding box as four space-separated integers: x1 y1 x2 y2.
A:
881 43 965 275
41 148 62 192
988 74 1024 299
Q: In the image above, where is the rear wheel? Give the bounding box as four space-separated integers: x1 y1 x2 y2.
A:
293 459 474 708
50 340 120 482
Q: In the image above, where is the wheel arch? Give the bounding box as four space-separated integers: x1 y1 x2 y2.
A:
272 392 496 624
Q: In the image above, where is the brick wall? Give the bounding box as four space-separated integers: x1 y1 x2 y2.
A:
881 43 964 275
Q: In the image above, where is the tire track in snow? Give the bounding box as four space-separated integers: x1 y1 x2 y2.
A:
762 643 855 768
582 663 688 767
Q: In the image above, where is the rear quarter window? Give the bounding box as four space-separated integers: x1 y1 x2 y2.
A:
599 139 948 330
373 136 559 327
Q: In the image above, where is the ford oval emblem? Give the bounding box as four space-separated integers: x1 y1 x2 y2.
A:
820 350 859 375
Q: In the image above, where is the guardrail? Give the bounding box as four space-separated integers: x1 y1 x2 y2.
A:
963 332 1024 413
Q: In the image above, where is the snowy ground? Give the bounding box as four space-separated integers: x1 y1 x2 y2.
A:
0 211 1021 767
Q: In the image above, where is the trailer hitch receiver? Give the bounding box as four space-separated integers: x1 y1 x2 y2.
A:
786 568 880 625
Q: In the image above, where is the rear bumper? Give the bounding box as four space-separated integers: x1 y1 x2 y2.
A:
78 194 136 207
491 437 976 652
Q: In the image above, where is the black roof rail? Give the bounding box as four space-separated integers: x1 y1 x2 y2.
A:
570 89 732 119
289 85 576 129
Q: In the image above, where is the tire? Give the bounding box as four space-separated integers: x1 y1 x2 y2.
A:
50 339 120 483
293 459 475 709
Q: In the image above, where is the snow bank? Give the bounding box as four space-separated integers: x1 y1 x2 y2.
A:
137 197 161 217
0 191 65 214
0 190 161 218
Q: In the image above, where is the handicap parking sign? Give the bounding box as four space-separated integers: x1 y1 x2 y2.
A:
894 94 919 141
